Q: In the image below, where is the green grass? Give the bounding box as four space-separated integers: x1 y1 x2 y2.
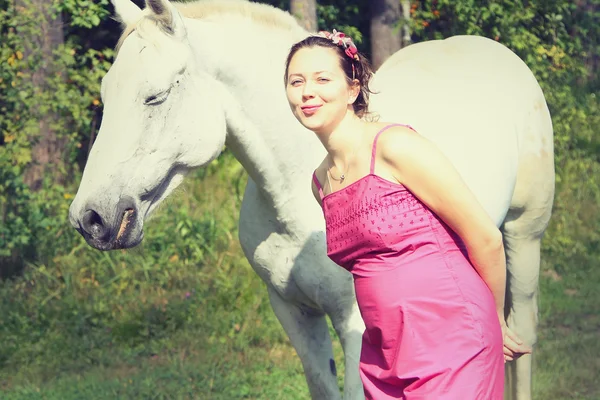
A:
0 154 598 399
532 157 600 400
1 270 596 400
533 263 600 399
2 339 309 400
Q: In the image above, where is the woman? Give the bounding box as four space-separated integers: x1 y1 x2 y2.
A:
284 30 531 399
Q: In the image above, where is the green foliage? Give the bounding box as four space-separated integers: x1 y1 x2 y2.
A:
0 0 113 269
316 0 371 44
56 0 110 29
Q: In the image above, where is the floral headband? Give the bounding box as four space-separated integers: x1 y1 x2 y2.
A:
318 29 360 61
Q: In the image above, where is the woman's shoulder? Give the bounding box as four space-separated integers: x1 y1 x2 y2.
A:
373 121 417 135
376 121 422 145
374 122 438 173
371 122 420 151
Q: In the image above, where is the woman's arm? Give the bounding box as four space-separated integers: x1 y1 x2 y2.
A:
379 127 531 360
380 128 505 311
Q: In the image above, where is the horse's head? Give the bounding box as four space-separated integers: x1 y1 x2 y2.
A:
69 0 227 250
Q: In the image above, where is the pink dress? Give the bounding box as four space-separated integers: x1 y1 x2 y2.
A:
313 124 504 399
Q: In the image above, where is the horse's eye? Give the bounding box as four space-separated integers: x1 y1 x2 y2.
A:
144 88 171 106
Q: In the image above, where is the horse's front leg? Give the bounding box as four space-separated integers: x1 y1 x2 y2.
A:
325 295 365 400
266 285 342 400
292 234 366 400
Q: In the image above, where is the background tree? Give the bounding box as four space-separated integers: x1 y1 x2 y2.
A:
14 0 65 191
370 0 403 69
290 0 317 32
400 1 411 47
0 0 111 273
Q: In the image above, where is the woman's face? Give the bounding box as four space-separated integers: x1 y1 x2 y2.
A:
286 46 358 134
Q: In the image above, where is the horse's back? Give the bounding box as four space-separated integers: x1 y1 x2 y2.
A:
370 35 551 226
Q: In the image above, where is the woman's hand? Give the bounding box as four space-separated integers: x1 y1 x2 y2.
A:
498 313 532 363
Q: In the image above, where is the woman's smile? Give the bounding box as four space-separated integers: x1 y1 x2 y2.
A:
301 104 322 116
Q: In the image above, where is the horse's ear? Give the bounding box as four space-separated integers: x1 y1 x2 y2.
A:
146 0 187 39
111 0 142 27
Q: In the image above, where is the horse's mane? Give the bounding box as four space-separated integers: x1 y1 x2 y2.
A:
116 0 304 53
174 0 301 31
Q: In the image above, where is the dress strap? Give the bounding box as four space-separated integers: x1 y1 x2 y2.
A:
370 123 416 174
312 171 324 199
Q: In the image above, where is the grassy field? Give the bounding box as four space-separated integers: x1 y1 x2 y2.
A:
0 155 598 399
2 271 597 400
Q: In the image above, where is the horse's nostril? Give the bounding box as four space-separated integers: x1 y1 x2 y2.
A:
81 209 108 240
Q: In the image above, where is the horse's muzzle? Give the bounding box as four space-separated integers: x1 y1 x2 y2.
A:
74 195 141 250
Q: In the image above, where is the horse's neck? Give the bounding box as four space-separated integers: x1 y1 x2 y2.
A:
187 19 323 213
216 84 291 206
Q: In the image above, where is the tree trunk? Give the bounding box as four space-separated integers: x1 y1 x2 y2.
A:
400 0 412 48
290 0 318 32
370 0 412 70
16 0 66 191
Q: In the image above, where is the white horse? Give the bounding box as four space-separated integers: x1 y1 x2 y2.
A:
68 1 555 399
